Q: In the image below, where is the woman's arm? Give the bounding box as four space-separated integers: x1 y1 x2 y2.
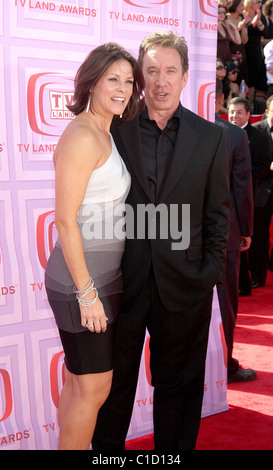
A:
225 18 242 45
54 125 108 332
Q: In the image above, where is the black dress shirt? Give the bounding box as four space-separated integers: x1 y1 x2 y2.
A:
139 104 182 202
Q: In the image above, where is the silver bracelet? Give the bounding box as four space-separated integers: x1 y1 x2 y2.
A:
73 276 98 306
77 288 98 306
73 276 94 294
77 285 95 299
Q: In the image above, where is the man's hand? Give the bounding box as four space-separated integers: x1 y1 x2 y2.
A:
240 236 251 251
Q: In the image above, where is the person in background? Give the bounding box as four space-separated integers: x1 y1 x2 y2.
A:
215 79 255 383
93 30 230 451
255 0 273 98
218 1 242 62
244 0 265 107
261 0 273 46
227 61 241 97
227 0 249 85
228 97 271 295
44 43 144 450
250 95 273 287
217 57 232 112
264 38 273 96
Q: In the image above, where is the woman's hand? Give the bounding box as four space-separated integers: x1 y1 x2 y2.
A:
79 295 108 333
252 9 261 26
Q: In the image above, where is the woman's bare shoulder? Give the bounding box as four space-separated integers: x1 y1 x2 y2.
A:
54 116 101 167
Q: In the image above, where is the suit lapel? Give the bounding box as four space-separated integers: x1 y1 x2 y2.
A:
157 108 199 203
245 122 253 142
113 107 199 204
263 120 271 139
113 118 153 201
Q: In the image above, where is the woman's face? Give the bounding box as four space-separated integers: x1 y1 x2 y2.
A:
216 61 227 79
91 59 134 118
252 0 262 12
228 67 238 82
218 6 227 22
236 0 245 15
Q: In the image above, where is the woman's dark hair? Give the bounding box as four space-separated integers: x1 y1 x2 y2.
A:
227 0 243 13
67 42 144 120
227 60 238 74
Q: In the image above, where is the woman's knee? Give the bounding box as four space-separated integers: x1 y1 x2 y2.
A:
95 370 113 406
72 370 113 407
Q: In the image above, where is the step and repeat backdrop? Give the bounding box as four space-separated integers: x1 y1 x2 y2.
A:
0 0 228 450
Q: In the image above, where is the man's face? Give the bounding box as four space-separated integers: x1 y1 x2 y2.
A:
228 103 250 127
142 47 188 117
266 100 273 127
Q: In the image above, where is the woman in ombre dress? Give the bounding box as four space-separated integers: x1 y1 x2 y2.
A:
45 43 144 450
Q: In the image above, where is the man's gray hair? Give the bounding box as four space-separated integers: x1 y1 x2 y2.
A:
138 30 189 74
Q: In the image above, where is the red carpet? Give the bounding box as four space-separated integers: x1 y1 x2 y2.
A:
126 269 273 451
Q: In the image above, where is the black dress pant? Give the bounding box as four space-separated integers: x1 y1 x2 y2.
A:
239 250 252 294
217 250 240 377
92 270 213 451
249 192 273 286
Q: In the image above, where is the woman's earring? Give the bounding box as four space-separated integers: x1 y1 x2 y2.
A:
86 93 91 113
120 113 123 119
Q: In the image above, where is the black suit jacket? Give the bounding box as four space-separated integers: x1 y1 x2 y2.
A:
111 105 230 311
215 115 253 251
245 122 272 206
252 118 273 207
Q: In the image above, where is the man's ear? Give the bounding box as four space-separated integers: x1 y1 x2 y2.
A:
182 71 189 90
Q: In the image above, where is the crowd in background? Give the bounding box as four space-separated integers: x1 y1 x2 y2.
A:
217 0 273 114
214 1 273 387
216 2 273 297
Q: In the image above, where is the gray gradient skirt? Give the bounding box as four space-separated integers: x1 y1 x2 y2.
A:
46 287 121 375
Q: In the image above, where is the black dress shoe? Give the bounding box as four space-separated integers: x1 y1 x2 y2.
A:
228 366 257 383
251 280 264 289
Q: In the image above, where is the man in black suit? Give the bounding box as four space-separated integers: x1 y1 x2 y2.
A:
228 97 271 295
215 80 255 383
250 96 273 284
93 31 230 451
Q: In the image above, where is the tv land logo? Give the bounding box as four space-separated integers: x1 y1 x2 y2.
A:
27 72 74 137
123 0 217 15
36 210 57 269
198 82 215 121
123 0 170 7
0 369 12 422
144 337 152 386
199 0 218 17
0 351 64 424
49 90 74 120
50 351 65 408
